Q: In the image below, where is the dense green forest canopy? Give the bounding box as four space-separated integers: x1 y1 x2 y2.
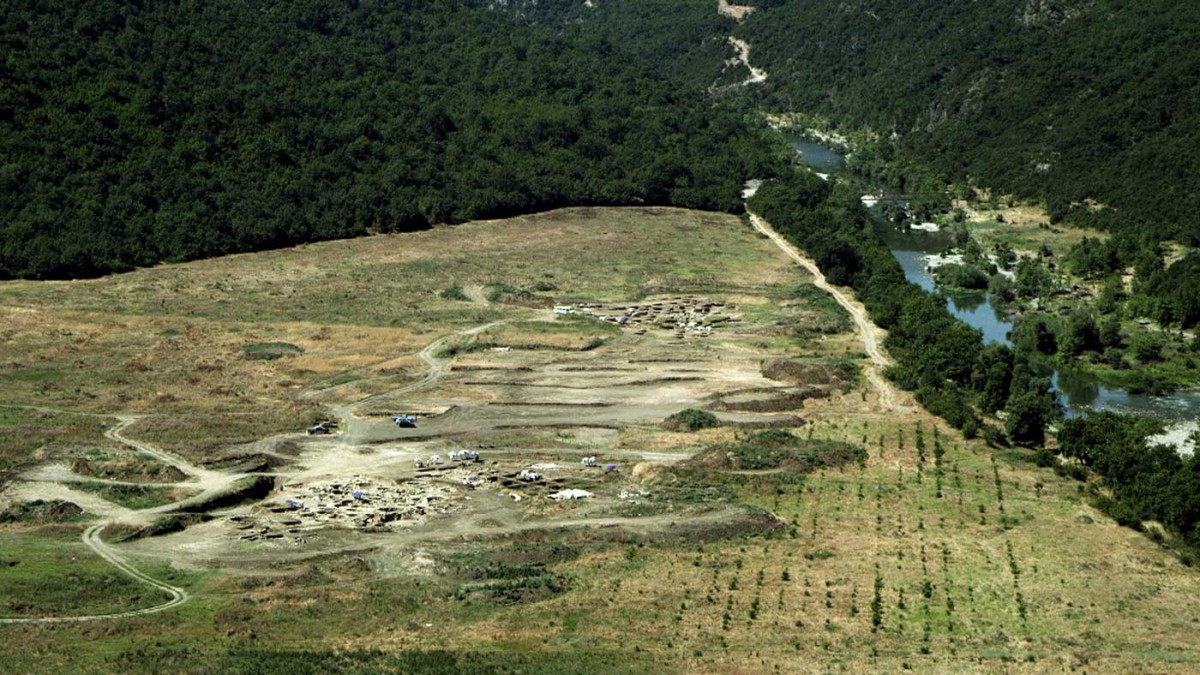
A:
741 0 1200 244
0 0 781 279
474 0 741 87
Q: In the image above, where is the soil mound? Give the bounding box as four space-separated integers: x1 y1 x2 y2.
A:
708 386 824 413
761 360 855 387
0 499 84 524
631 462 672 484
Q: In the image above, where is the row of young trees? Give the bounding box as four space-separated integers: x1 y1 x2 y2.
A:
753 170 1200 555
0 0 783 279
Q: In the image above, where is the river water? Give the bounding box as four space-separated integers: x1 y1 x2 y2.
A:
790 139 1200 422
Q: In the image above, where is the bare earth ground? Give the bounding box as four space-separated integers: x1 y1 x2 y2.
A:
1 207 1199 672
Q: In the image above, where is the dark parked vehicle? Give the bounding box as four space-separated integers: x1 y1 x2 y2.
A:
307 421 337 435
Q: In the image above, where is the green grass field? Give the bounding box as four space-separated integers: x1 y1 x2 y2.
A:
1 207 1199 673
0 530 172 619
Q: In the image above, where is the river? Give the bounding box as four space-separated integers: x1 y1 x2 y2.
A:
789 138 1200 423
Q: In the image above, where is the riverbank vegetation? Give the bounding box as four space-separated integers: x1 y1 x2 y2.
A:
750 172 1066 442
924 212 1200 393
742 0 1200 381
1058 412 1200 562
742 0 1200 247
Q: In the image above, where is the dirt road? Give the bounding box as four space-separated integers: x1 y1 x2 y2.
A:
748 212 900 410
0 424 197 624
728 37 767 85
0 523 189 625
107 416 224 486
0 411 262 622
334 319 510 444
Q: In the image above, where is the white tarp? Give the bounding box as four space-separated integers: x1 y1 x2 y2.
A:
549 489 594 501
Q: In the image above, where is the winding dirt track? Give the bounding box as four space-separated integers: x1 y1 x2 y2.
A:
0 424 194 624
107 416 222 485
748 212 899 411
335 320 510 444
0 523 190 625
1 320 517 624
347 320 505 410
727 37 767 85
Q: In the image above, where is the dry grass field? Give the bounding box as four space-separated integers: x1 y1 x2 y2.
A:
1 207 1198 673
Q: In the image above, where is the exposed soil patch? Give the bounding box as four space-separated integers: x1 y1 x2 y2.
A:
714 413 807 429
72 458 186 484
708 386 825 413
0 499 85 525
177 476 276 514
761 359 857 387
570 296 739 339
112 513 212 543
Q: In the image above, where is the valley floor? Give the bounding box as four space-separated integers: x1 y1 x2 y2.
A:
0 207 1198 673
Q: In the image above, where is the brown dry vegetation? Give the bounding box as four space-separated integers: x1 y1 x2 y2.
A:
1 207 1199 673
0 207 795 470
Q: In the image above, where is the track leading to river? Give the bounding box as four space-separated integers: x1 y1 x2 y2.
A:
749 212 901 411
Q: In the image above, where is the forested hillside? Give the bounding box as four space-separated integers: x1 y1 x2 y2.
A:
476 0 741 87
0 0 780 279
742 0 1200 243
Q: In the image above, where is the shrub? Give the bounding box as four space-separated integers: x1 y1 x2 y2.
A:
1033 447 1056 468
663 409 719 432
982 424 1008 448
0 499 85 524
439 283 469 301
723 431 864 471
241 342 303 360
1130 333 1164 363
934 263 990 291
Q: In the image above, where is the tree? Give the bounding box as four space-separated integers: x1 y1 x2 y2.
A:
972 343 1013 413
962 238 986 266
1012 315 1057 356
1014 257 1054 299
1060 309 1101 357
1004 389 1058 447
1096 275 1125 314
1130 332 1164 363
988 273 1017 306
1134 248 1165 289
992 241 1017 270
1099 315 1123 349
